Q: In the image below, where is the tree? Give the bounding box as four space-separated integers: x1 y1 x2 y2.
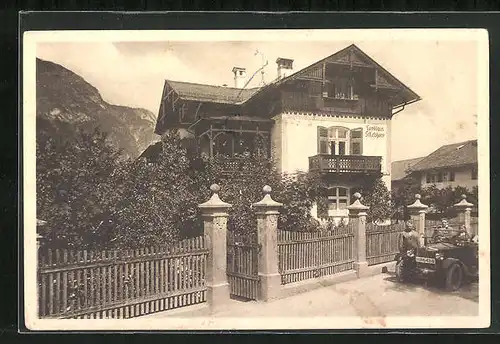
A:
109 130 207 248
36 118 126 249
358 177 393 223
391 174 422 221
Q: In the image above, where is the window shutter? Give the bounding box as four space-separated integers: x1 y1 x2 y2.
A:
317 126 329 154
350 128 363 155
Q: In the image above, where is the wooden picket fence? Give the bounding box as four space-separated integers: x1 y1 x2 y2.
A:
37 236 208 319
277 224 355 285
365 222 404 266
226 230 260 300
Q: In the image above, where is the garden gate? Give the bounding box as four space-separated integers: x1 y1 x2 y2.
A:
226 230 260 300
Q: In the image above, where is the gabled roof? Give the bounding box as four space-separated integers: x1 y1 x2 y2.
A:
247 44 421 108
162 44 421 110
391 157 425 181
409 139 478 172
165 80 260 105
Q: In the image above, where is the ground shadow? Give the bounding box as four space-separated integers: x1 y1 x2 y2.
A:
382 272 479 303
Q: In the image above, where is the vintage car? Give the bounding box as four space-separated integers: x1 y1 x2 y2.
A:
413 230 478 291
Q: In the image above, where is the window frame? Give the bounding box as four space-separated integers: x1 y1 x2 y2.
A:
326 187 350 216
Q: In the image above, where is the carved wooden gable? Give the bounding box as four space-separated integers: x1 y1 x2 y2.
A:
325 47 372 68
376 72 396 89
298 64 323 80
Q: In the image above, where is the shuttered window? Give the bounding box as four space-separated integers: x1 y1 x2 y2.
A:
317 126 329 154
350 128 363 155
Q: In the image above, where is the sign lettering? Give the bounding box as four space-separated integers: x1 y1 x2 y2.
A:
365 125 385 138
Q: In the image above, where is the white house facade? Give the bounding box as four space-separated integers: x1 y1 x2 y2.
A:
151 44 421 220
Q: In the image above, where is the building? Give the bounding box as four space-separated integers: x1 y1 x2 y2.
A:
391 157 425 191
152 44 421 218
404 139 478 191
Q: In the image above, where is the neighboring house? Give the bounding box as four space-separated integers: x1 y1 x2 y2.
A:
391 157 425 191
406 139 478 191
152 44 421 219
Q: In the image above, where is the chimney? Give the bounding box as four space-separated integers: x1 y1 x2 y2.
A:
232 67 247 88
276 57 294 79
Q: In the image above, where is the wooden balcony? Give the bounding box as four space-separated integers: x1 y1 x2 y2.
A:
309 154 382 174
214 156 272 175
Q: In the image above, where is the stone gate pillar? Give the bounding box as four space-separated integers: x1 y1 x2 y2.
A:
454 194 474 235
347 192 369 278
252 185 283 302
407 194 428 246
198 184 232 312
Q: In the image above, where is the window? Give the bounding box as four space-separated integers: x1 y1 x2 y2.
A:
179 104 187 122
326 187 350 216
338 142 346 155
426 171 456 184
317 127 329 154
426 173 439 184
350 128 363 155
471 168 478 180
442 172 449 182
327 127 349 155
317 126 363 155
326 77 355 99
437 172 443 183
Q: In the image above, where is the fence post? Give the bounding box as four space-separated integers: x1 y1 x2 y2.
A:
252 185 283 302
347 192 369 278
407 194 428 246
454 194 474 235
198 184 232 312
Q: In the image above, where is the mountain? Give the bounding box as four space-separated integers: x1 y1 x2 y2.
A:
36 58 159 158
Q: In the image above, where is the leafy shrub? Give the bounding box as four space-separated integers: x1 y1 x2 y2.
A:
36 118 126 249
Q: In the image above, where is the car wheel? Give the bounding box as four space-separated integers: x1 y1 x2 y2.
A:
445 263 463 292
395 260 406 283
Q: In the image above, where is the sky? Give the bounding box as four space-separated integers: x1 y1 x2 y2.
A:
36 37 481 161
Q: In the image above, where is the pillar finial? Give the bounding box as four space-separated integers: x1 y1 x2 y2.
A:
408 193 428 211
199 184 231 211
253 185 282 211
454 194 473 209
263 185 272 194
347 192 369 212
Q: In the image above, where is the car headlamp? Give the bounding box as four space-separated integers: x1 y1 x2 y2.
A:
435 252 445 260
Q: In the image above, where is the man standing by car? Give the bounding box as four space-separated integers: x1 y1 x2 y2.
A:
395 220 421 283
399 220 421 252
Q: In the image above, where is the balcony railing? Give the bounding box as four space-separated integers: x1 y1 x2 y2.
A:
213 156 272 175
309 154 382 174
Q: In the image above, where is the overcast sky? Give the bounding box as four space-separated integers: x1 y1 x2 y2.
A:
36 38 480 161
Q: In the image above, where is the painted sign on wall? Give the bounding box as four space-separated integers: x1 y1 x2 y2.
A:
365 124 385 138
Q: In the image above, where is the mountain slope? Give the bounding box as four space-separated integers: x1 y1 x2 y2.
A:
36 58 158 157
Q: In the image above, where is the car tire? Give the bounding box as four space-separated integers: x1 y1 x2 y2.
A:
395 260 406 283
445 263 463 292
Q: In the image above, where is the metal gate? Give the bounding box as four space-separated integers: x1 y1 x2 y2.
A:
227 230 260 300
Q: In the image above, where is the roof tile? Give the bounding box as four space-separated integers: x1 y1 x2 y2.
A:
167 80 260 104
409 139 478 172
